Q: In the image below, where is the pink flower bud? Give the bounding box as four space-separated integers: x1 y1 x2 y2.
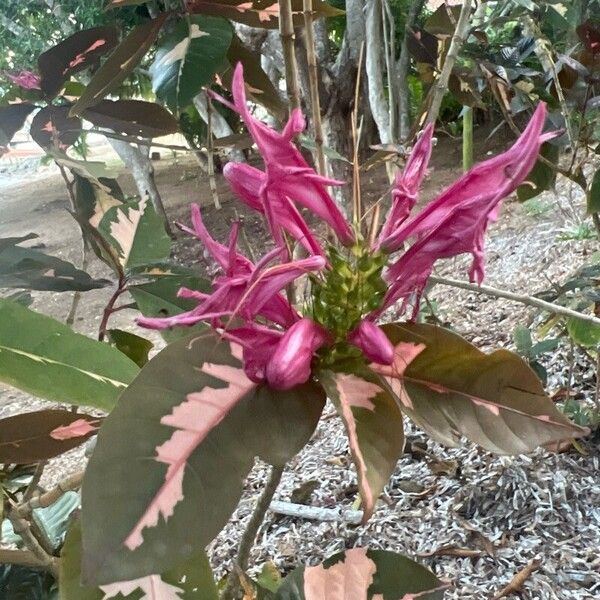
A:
348 320 394 365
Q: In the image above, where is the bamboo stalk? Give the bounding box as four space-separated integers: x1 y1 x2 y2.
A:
426 0 473 125
206 93 221 209
279 0 301 112
352 43 365 229
303 0 326 175
462 106 473 171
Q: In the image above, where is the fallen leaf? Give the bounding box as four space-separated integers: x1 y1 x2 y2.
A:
418 545 485 558
428 458 459 477
491 558 542 600
290 480 320 505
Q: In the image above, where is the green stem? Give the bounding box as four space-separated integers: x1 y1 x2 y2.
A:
462 106 473 172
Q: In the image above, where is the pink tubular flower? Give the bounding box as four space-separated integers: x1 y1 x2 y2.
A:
213 63 354 249
6 70 41 90
348 320 394 365
265 319 331 390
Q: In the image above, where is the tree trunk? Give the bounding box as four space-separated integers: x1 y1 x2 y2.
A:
365 0 391 143
108 137 174 238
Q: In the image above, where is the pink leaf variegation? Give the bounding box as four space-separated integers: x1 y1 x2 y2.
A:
101 575 184 600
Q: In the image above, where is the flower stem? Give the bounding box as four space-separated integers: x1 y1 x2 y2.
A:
222 464 285 600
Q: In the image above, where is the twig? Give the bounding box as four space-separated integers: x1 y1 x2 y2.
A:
17 470 84 518
221 464 285 600
429 275 600 326
22 461 46 504
303 0 326 175
279 0 301 112
425 0 473 125
269 500 363 524
491 558 542 600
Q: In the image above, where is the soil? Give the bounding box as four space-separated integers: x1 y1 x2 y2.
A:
1 131 599 599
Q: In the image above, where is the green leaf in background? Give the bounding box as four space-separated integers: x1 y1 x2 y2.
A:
97 197 171 271
381 323 587 453
318 367 404 522
275 548 446 599
0 410 99 463
81 333 325 585
588 169 600 214
60 520 219 600
0 299 138 411
513 324 533 357
151 16 233 114
0 104 37 147
566 316 600 347
129 270 210 341
517 142 559 202
0 234 108 292
71 15 168 116
38 26 119 99
83 99 179 138
107 329 153 367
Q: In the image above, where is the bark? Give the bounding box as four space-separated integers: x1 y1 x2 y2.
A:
426 0 473 125
365 0 391 143
108 137 174 238
397 0 427 140
193 91 245 162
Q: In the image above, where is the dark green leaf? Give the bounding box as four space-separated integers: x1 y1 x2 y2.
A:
81 333 325 585
517 142 559 202
83 99 179 138
60 520 219 600
588 169 600 214
513 325 533 357
318 367 404 521
38 26 119 99
108 329 153 367
71 15 168 116
0 104 36 147
97 197 172 271
380 323 586 453
129 272 210 341
151 16 233 114
0 234 108 292
275 548 446 599
0 410 99 464
0 299 138 411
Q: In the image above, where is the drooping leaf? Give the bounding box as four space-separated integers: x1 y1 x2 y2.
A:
275 548 446 600
60 520 219 600
0 104 36 147
378 323 586 453
38 26 120 99
71 15 168 116
0 233 108 292
97 197 171 271
188 0 343 29
588 169 600 214
0 410 100 464
83 100 179 138
566 316 600 347
516 142 559 202
150 16 233 114
81 332 325 585
0 299 138 411
318 367 405 522
107 329 153 367
129 272 210 341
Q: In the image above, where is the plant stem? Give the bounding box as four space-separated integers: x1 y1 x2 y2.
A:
279 0 301 112
462 106 473 171
98 276 128 342
222 464 285 600
429 275 600 326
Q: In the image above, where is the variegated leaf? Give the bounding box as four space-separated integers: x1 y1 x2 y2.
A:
378 323 587 453
275 548 446 599
318 367 406 522
81 332 325 585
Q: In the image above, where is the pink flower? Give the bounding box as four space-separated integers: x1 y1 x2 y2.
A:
213 64 354 249
348 320 394 365
265 318 331 390
6 70 41 90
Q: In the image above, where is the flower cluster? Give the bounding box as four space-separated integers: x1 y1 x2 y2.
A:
139 63 555 390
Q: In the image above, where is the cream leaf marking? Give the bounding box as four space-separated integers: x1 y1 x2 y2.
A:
100 574 184 600
334 374 383 519
0 345 129 388
304 547 377 600
109 197 148 265
125 344 254 550
159 24 210 68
